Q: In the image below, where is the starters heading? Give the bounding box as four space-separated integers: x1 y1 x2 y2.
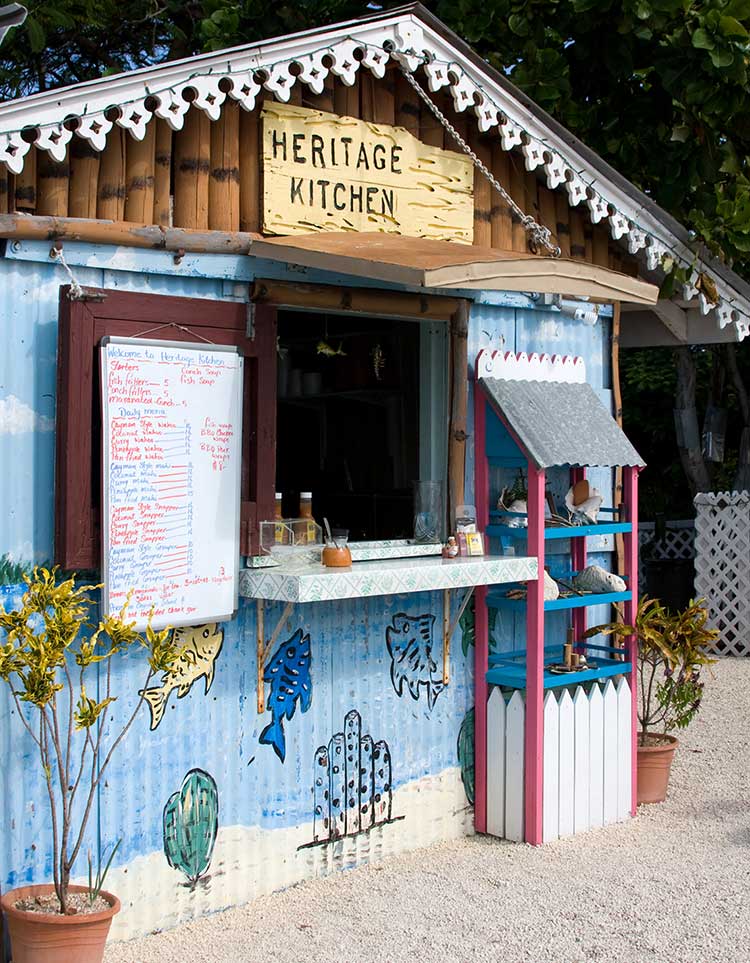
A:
261 102 474 242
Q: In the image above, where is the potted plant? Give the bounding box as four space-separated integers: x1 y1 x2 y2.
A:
585 596 717 804
0 568 178 963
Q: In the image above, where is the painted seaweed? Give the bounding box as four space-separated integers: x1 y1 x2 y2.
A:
457 708 475 805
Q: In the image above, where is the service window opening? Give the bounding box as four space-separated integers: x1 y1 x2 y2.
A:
276 309 447 541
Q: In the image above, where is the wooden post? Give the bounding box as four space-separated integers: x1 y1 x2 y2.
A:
239 104 261 234
570 207 586 259
124 125 155 223
360 71 375 122
13 148 36 212
471 132 492 248
448 301 469 526
288 82 303 107
334 77 359 119
97 128 127 221
305 74 335 113
508 154 527 252
37 150 70 217
372 70 395 126
538 185 558 250
173 107 210 230
570 467 588 645
524 170 540 225
153 120 172 227
525 463 546 846
623 465 639 816
419 91 443 148
555 192 571 258
612 302 625 576
0 164 7 214
490 144 512 250
447 107 468 155
474 379 490 833
209 102 240 232
593 224 610 266
584 218 594 262
394 71 419 135
69 139 100 218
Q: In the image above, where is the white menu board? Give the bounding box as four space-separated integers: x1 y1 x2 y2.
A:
100 337 244 630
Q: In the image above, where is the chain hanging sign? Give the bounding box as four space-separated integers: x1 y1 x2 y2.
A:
262 102 474 242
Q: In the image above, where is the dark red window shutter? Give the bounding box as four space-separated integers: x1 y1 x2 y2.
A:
55 286 276 569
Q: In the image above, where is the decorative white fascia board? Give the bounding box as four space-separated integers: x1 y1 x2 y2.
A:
476 349 587 384
0 8 745 339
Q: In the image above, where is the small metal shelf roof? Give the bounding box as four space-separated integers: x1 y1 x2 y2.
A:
479 376 645 469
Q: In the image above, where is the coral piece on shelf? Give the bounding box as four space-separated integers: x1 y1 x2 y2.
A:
543 570 560 601
564 484 603 524
573 565 626 594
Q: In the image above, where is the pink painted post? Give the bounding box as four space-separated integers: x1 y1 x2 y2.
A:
570 467 588 646
474 387 490 833
623 466 640 815
524 463 546 845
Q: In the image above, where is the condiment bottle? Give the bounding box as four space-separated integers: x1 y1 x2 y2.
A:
299 491 317 544
274 492 285 544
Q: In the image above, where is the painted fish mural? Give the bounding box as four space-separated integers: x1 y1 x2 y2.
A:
259 628 312 762
386 612 445 709
163 768 219 890
140 623 224 730
457 707 475 805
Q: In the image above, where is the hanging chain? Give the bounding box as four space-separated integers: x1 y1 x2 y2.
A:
399 66 561 258
50 245 86 299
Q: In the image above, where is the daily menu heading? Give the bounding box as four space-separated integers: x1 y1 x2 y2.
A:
101 337 244 631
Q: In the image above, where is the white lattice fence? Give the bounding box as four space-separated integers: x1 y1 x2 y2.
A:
638 520 695 593
694 491 750 656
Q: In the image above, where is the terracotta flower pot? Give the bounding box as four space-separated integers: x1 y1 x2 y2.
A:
1 884 120 963
637 733 678 804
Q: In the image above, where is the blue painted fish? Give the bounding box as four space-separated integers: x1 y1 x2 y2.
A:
386 613 445 710
260 629 312 762
140 623 224 730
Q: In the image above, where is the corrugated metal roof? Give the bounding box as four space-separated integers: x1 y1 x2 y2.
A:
480 376 645 468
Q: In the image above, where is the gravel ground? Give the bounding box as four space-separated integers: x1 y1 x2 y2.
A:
105 657 750 963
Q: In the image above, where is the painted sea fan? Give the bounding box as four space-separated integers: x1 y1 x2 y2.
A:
163 768 218 888
457 708 475 806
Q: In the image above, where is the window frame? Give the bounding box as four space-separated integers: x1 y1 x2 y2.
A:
55 285 276 569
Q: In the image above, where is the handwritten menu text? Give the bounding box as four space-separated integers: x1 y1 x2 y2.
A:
101 339 243 630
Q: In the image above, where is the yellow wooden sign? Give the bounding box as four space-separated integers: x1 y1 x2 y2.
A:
261 102 474 242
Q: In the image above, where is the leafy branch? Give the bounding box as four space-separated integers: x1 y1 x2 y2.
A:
0 567 179 914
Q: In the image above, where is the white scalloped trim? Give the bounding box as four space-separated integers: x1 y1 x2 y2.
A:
476 349 586 384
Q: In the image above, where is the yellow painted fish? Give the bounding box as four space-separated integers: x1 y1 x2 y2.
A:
316 340 346 357
139 623 224 730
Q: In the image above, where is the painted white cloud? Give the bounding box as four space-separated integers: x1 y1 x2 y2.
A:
0 394 54 435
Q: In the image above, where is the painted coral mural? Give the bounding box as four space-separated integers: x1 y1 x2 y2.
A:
301 709 403 849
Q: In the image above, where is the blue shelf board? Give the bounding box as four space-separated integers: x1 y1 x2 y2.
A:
486 520 632 541
486 588 633 612
486 657 632 690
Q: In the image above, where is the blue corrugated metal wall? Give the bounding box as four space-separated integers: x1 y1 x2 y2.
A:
0 243 615 939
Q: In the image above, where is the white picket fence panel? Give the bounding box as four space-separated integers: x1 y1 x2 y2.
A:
486 679 632 843
694 491 750 656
